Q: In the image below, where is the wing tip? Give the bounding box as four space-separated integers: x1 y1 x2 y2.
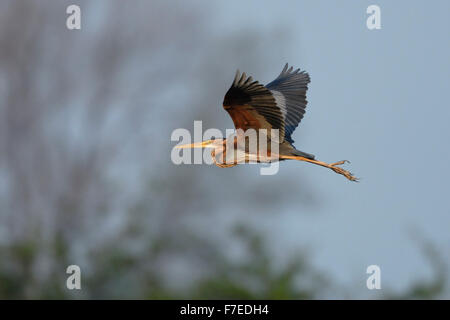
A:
233 69 241 86
279 63 308 78
231 68 263 90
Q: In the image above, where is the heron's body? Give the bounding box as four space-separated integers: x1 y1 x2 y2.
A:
176 63 357 181
205 137 314 166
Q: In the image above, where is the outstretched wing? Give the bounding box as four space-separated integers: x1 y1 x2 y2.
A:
266 63 310 143
223 70 286 142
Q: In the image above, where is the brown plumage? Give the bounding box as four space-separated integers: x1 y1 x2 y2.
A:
176 63 357 181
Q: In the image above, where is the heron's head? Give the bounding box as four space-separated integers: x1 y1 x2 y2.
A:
175 138 224 149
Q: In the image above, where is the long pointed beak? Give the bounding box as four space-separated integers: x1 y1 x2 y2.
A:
175 140 213 149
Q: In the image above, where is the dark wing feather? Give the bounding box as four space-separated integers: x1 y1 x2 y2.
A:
265 63 310 143
223 70 285 142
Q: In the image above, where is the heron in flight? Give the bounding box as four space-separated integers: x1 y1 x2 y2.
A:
176 63 357 181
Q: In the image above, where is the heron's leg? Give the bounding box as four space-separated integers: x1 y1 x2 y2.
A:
211 149 238 168
279 155 358 181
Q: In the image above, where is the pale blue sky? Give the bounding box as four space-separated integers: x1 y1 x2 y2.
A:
47 0 450 297
201 0 450 296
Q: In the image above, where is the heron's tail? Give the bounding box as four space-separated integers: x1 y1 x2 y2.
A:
291 149 315 160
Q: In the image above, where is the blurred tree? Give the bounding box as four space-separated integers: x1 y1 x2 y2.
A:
0 0 316 299
382 237 447 299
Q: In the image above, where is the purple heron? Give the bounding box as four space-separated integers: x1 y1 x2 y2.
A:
176 63 357 181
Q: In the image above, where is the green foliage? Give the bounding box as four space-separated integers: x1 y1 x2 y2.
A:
0 223 445 299
382 239 447 300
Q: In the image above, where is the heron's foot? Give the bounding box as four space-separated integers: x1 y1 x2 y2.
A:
214 162 238 168
211 151 238 168
328 160 358 182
